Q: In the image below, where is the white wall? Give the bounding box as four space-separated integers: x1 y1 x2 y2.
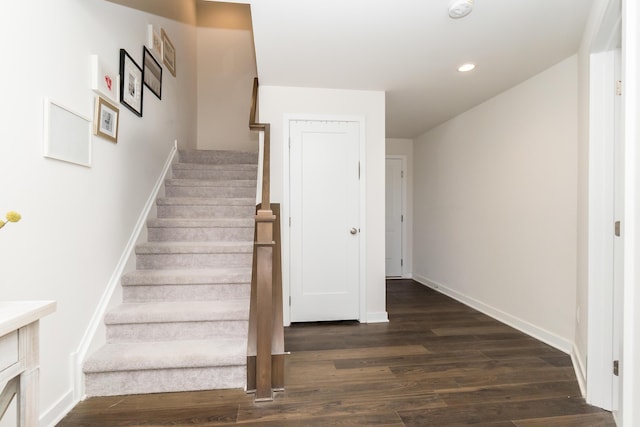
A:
258 85 387 324
0 1 197 425
385 138 413 278
413 55 578 352
196 2 258 152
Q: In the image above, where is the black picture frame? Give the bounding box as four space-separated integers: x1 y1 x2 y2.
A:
143 46 162 100
119 49 143 117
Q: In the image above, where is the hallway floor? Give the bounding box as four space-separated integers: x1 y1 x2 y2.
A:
58 280 615 426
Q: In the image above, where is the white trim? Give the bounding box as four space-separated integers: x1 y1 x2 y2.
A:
366 311 389 323
622 1 640 425
40 389 75 427
587 49 616 411
70 141 178 400
282 114 368 324
413 274 573 354
571 343 587 397
586 0 621 411
385 155 409 279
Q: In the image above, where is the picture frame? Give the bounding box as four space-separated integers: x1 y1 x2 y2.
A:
119 48 143 117
91 55 119 104
161 28 176 77
143 46 162 99
147 24 162 59
43 98 91 167
93 96 119 143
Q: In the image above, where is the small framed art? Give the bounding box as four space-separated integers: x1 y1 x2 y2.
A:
143 46 162 99
43 98 91 167
147 24 162 59
93 96 119 143
119 49 143 117
91 55 119 104
161 28 176 77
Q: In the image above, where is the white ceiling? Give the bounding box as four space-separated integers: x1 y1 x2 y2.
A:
246 0 594 138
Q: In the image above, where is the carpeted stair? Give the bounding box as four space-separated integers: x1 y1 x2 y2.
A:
83 150 257 397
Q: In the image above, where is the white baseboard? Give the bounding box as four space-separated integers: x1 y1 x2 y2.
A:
40 389 75 427
571 343 587 397
413 274 573 354
366 311 389 323
70 142 178 402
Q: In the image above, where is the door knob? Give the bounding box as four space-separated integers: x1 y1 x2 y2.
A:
350 228 358 235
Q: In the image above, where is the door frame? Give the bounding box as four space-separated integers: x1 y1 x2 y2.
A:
586 0 621 412
385 155 408 278
282 114 367 326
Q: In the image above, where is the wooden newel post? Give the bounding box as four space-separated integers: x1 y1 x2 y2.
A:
254 209 276 401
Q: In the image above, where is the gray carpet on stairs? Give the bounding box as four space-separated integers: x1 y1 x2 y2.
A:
83 150 257 397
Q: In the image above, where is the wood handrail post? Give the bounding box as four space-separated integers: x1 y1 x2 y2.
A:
254 210 275 400
247 77 284 401
262 124 271 210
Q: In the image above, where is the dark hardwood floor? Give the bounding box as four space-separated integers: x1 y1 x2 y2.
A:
58 280 615 426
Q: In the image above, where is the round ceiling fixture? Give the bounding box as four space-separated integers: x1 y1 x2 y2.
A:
458 63 476 72
448 0 474 19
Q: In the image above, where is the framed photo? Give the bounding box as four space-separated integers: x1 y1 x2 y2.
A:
91 55 119 104
119 49 143 117
93 96 119 143
147 24 162 59
43 98 91 167
161 28 176 77
143 46 162 99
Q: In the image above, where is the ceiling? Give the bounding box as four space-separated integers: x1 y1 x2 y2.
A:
245 0 594 138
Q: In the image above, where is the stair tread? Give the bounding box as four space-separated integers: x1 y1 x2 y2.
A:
165 179 256 187
173 163 257 171
122 268 251 285
84 338 246 373
136 241 253 254
147 218 254 227
157 197 255 206
105 300 249 324
86 150 259 396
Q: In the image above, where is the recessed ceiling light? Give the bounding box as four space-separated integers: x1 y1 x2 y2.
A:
458 63 476 72
449 0 474 19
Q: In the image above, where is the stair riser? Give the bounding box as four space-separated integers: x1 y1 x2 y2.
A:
136 253 253 269
166 186 256 198
85 366 246 397
106 320 248 342
123 284 251 302
172 169 257 180
157 205 255 219
148 227 254 242
179 150 258 165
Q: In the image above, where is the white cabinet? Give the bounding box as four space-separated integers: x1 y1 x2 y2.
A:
0 301 56 427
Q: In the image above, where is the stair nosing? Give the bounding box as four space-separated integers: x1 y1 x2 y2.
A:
84 338 247 373
105 300 250 324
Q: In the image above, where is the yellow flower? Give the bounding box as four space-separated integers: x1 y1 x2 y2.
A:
5 211 21 223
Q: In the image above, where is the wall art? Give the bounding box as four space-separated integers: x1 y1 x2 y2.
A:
143 46 162 99
161 28 176 77
119 49 143 117
91 55 119 104
43 98 91 167
147 24 162 59
93 96 119 143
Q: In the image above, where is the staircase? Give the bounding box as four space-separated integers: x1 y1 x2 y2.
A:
83 150 258 397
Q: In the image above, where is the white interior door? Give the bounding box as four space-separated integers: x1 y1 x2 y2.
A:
289 120 360 322
385 157 403 277
612 47 623 412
